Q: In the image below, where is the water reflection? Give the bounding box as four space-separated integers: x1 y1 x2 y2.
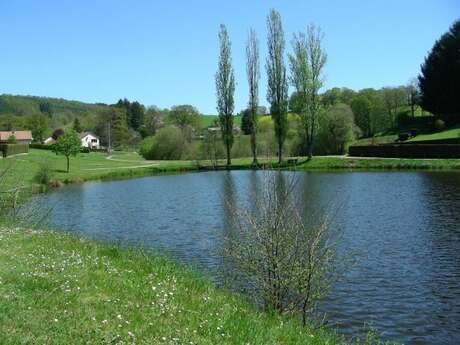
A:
33 171 460 345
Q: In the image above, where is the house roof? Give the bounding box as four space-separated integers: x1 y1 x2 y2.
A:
0 130 33 141
79 132 98 139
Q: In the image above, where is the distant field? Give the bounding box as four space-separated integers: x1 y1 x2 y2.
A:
201 114 242 128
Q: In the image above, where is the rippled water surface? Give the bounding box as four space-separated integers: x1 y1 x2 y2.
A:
35 171 460 344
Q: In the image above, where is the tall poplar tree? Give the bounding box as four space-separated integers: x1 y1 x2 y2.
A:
246 28 260 166
266 9 288 163
215 24 235 166
289 24 327 158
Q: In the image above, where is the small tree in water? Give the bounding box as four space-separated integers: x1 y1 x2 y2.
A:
54 128 81 173
221 172 345 326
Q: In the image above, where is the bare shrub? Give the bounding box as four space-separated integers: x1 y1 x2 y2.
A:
0 162 49 226
221 171 346 325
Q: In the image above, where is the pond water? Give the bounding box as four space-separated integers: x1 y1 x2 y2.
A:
33 171 460 344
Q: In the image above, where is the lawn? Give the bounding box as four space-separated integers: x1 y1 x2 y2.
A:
200 114 241 128
1 149 459 192
409 126 460 142
0 224 354 345
0 149 197 188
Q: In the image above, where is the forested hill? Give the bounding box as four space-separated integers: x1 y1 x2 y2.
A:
0 94 108 119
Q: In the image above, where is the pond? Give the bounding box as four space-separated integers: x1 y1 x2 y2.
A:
33 170 460 345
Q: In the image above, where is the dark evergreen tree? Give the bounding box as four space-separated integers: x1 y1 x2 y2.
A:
114 99 144 131
129 101 145 131
419 20 460 123
240 109 254 135
73 117 82 133
39 101 53 118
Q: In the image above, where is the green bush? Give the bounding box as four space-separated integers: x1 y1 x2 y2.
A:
7 135 17 144
231 136 252 158
30 143 56 151
434 119 446 131
199 131 225 164
34 161 52 185
139 127 186 160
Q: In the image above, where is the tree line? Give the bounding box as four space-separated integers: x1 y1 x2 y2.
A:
1 17 457 159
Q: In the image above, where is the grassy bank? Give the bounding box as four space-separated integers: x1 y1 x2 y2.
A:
0 224 352 345
296 156 460 170
1 149 459 192
408 125 460 142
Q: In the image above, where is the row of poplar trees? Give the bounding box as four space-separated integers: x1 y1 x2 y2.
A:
215 9 327 166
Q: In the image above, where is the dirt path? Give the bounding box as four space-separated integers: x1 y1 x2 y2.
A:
81 155 159 170
82 163 159 171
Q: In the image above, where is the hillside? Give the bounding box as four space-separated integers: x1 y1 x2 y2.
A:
409 126 460 142
0 94 241 131
0 94 112 135
0 94 106 116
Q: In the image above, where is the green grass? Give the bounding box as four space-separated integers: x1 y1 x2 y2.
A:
0 224 355 345
0 149 198 188
200 114 241 128
297 156 460 170
1 149 459 193
409 126 460 142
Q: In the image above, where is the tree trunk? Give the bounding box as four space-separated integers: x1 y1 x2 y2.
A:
278 139 282 164
66 156 70 173
226 143 231 167
307 141 313 159
302 299 308 327
251 131 258 166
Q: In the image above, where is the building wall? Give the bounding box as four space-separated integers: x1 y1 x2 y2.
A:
81 134 100 149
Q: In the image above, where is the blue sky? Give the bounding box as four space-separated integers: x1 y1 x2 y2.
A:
1 0 458 114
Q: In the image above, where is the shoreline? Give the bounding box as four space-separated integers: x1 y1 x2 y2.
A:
1 149 459 196
0 150 415 344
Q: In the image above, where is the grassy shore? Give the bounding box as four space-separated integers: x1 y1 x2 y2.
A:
0 224 355 345
1 149 459 191
296 156 460 170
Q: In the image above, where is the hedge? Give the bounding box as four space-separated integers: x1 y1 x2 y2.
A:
30 143 107 154
349 144 460 158
30 143 56 151
0 144 29 157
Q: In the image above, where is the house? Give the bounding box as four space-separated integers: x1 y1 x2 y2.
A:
44 137 55 145
80 132 100 149
0 130 33 144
